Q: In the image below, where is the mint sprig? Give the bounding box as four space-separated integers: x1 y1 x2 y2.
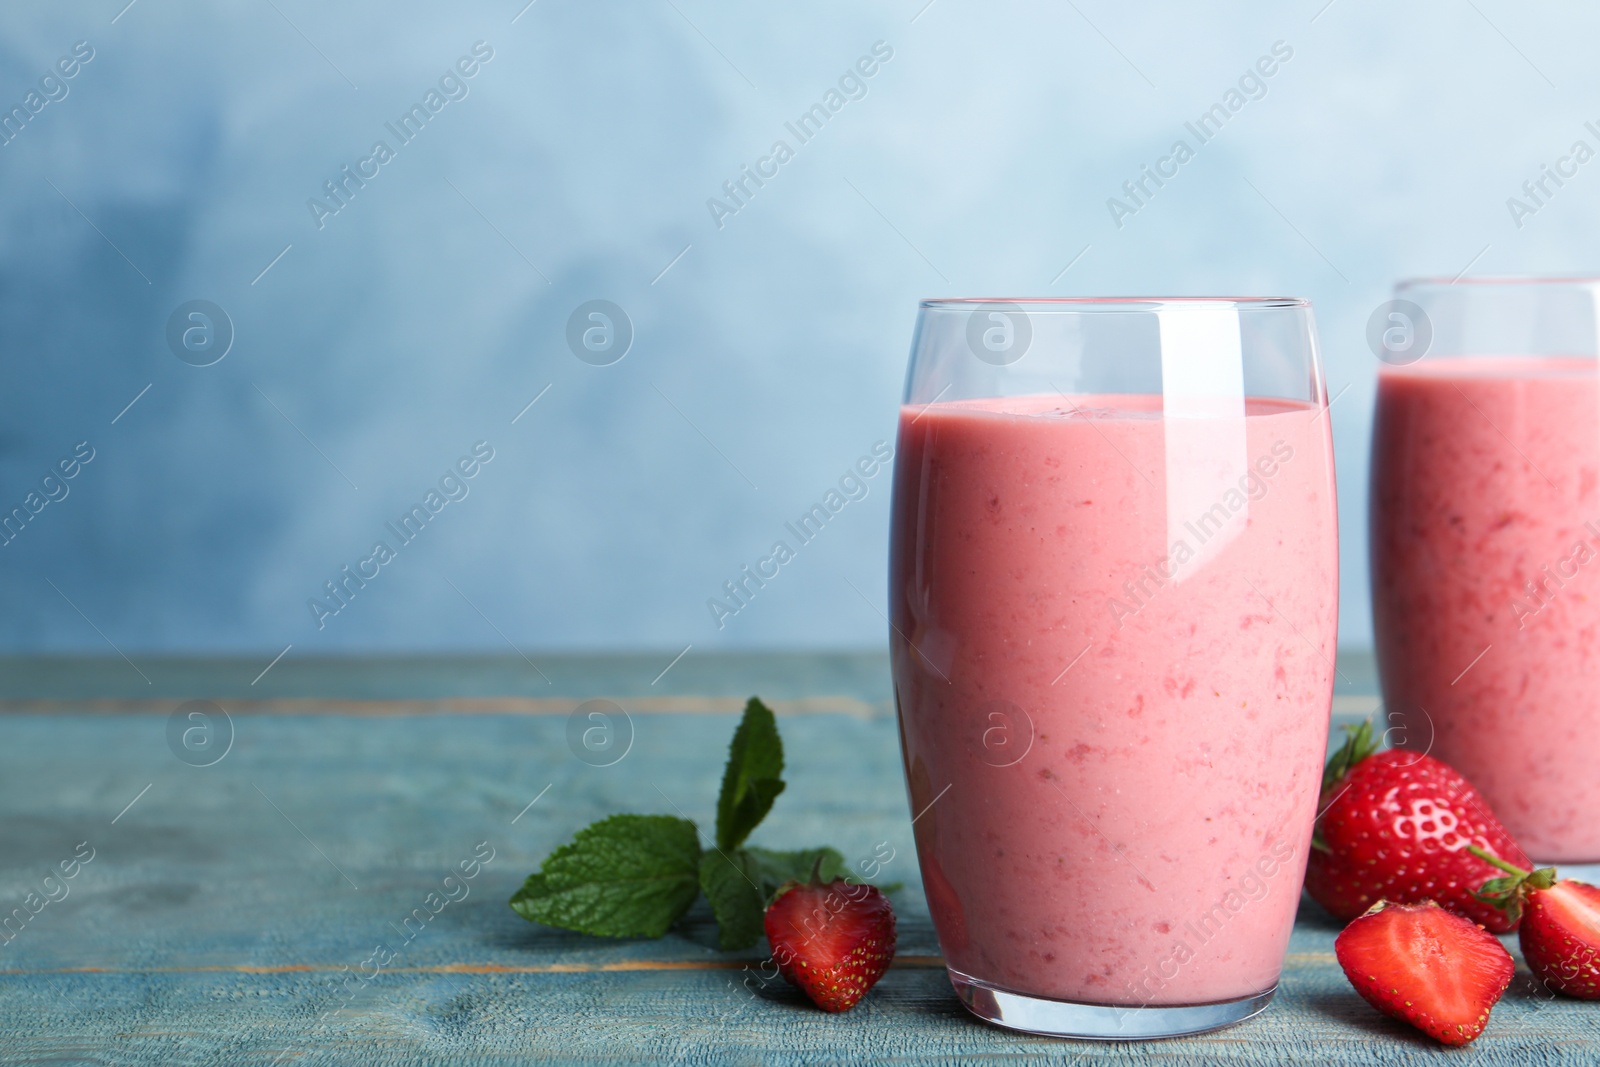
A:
509 697 883 948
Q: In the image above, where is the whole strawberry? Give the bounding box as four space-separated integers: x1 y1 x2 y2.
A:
1471 846 1600 999
1335 900 1514 1045
764 877 896 1012
1306 720 1531 933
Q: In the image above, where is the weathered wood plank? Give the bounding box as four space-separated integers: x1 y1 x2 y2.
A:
0 652 899 703
0 654 1588 1065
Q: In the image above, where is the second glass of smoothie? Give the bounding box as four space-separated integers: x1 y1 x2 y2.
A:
1371 277 1600 861
889 298 1338 1038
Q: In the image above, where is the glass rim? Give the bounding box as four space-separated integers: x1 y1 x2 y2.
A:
1396 275 1600 290
918 296 1309 312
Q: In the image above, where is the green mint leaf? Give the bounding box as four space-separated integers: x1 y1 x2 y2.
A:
508 814 702 939
698 850 766 951
746 845 847 900
748 847 899 897
715 697 786 852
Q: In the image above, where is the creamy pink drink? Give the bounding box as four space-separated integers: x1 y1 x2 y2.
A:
890 393 1337 1008
1372 355 1600 861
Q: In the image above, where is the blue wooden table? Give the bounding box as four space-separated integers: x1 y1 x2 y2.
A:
0 652 1591 1064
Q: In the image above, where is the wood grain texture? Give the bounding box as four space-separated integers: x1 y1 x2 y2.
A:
0 654 1588 1065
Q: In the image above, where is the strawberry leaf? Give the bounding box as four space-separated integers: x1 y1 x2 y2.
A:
715 698 786 852
1477 874 1523 899
509 814 702 939
1321 719 1379 797
1468 844 1558 924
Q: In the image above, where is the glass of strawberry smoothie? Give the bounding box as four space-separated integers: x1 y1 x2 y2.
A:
1371 278 1600 862
889 298 1338 1038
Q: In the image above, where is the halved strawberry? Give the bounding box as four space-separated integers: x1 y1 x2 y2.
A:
1335 900 1514 1046
764 877 896 1012
1471 846 1600 999
1307 720 1531 932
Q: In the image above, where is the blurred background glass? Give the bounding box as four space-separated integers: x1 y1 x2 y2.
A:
1 0 1594 655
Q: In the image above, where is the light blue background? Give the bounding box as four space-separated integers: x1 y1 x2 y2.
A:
1 0 1595 657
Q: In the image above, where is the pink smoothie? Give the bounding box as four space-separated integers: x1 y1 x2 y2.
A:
890 393 1337 1007
1372 355 1600 861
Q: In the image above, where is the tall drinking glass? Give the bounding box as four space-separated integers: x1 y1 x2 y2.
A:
1371 277 1600 862
888 298 1338 1039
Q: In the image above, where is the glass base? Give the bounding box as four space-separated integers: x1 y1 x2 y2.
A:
948 968 1276 1040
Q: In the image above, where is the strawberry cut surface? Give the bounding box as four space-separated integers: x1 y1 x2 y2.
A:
1307 724 1531 933
1468 846 1600 1001
1335 900 1513 1046
764 880 896 1013
1522 880 1600 999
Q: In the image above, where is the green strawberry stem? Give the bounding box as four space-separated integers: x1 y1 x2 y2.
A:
1466 845 1530 878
